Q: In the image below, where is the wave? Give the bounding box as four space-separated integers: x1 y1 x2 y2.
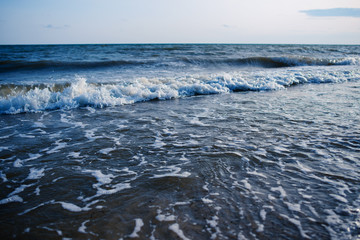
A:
1 56 359 73
1 69 358 114
182 56 360 68
0 60 151 73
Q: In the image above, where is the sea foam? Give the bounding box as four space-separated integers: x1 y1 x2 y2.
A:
0 68 358 114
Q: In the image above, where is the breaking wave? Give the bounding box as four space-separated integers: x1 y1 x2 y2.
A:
1 56 359 73
1 69 358 114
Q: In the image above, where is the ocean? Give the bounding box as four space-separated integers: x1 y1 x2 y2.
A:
0 44 359 239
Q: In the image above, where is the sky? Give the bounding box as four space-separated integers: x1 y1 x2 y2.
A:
0 0 360 44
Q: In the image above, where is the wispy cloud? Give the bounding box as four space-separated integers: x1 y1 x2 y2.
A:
222 24 237 29
44 24 70 29
300 8 360 18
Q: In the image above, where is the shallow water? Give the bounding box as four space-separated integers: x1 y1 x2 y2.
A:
1 80 359 239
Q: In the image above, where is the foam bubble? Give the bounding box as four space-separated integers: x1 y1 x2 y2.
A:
129 218 144 238
13 159 23 167
58 202 90 212
99 148 115 155
151 166 191 179
156 211 176 222
83 169 114 185
270 185 287 199
0 171 7 182
0 195 23 205
27 167 45 180
78 220 90 233
169 223 190 240
280 214 310 239
82 169 131 200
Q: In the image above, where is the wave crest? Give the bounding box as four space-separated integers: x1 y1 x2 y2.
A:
1 69 357 114
1 56 359 73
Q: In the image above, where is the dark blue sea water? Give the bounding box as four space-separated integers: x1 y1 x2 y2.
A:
0 44 360 239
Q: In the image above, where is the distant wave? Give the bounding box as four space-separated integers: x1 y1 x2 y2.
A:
1 56 359 73
182 56 360 68
0 60 151 73
1 69 358 114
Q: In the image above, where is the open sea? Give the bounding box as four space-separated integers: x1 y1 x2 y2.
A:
0 44 360 240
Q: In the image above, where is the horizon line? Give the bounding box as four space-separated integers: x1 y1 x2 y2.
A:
1 42 360 46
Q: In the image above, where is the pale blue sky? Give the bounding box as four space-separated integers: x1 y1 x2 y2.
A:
1 0 360 44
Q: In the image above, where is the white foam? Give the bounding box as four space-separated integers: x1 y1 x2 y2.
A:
78 220 90 233
156 211 176 222
99 147 115 155
280 214 309 239
189 117 208 126
285 201 302 212
27 167 45 180
260 209 267 221
13 159 23 167
171 201 191 206
152 134 166 148
329 194 348 203
247 170 267 178
0 171 7 182
47 140 67 154
68 151 82 158
2 69 358 114
19 134 35 138
58 202 90 212
52 177 64 183
202 197 214 204
0 195 23 204
33 121 46 128
83 169 114 185
42 227 62 236
0 146 9 151
18 200 55 215
83 169 131 199
206 215 221 239
85 128 101 141
169 223 190 240
241 179 252 190
35 186 40 195
25 153 42 162
256 221 264 232
270 186 287 199
129 218 144 238
9 184 33 196
152 166 191 179
95 182 131 195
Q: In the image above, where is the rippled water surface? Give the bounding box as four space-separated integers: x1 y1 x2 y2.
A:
1 44 360 239
1 80 359 239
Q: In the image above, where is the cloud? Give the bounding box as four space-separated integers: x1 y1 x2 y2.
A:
45 24 70 29
222 24 237 29
300 8 360 18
